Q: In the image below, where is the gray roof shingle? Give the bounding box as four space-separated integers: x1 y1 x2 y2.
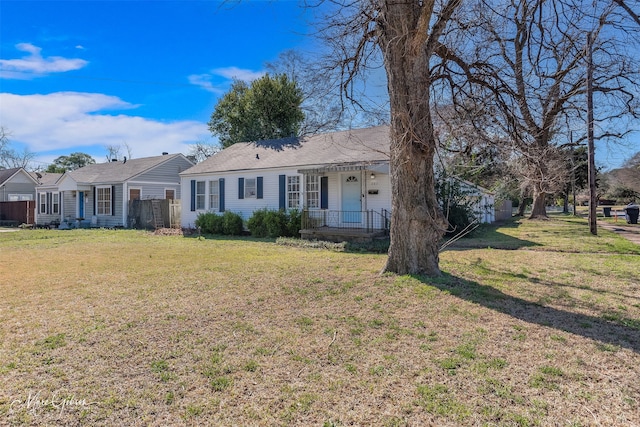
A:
182 126 391 175
31 172 63 186
66 154 185 184
0 167 22 186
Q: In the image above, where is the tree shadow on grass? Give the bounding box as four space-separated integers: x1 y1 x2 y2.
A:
420 272 640 354
444 221 541 251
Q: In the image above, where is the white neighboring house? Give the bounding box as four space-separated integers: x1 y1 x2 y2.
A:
35 154 194 228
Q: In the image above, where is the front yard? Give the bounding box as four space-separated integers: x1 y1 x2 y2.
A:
1 216 638 426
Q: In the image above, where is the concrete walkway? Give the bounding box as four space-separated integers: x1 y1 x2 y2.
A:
598 221 640 245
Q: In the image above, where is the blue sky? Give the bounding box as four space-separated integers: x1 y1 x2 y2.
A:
0 0 637 171
0 0 319 167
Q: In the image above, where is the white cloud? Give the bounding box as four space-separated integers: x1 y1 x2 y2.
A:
0 92 211 160
188 67 265 92
0 43 88 79
211 67 265 82
187 74 225 94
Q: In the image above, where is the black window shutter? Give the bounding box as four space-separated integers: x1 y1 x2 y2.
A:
93 187 96 214
279 175 286 210
320 176 328 209
238 178 244 199
219 179 225 212
190 180 196 211
111 185 116 216
257 177 263 199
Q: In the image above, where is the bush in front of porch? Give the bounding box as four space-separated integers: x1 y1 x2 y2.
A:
247 208 301 238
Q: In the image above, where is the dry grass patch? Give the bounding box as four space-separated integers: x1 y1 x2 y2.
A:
1 222 639 426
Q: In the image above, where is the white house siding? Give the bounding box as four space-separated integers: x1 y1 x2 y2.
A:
363 172 391 214
181 169 301 228
458 181 496 224
180 167 394 229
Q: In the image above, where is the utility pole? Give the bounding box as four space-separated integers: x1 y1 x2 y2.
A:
587 32 597 235
571 132 577 216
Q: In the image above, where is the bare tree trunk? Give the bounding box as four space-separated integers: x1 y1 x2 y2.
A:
380 1 449 276
517 200 527 217
529 185 548 219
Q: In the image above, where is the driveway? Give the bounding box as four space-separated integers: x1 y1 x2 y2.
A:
598 221 640 245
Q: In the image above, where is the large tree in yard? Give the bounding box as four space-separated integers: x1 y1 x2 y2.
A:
317 0 461 275
208 73 305 148
438 0 640 219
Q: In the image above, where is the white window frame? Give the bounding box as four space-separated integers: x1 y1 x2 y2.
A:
39 193 47 214
209 180 219 211
52 192 60 214
287 176 300 209
244 178 256 199
9 194 33 201
195 181 206 210
96 186 112 216
306 175 320 209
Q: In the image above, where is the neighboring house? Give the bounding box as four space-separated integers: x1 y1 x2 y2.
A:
0 167 41 225
35 153 194 228
0 167 39 201
180 126 498 240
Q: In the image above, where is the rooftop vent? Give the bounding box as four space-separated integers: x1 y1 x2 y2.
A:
111 159 118 162
162 152 169 155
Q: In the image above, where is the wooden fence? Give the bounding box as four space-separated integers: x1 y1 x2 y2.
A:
0 201 35 225
127 199 181 229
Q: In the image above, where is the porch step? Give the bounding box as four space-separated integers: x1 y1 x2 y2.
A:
151 200 164 229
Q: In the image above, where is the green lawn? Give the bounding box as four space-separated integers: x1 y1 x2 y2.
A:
1 216 638 426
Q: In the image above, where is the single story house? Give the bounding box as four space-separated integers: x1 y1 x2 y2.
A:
35 153 194 228
180 126 392 239
180 126 497 240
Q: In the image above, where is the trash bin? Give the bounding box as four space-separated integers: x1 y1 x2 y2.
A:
625 204 639 224
603 207 611 217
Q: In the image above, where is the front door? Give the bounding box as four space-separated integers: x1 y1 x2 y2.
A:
341 174 361 223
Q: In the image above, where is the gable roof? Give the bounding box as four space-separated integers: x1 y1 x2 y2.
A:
182 126 391 175
0 168 21 186
0 167 39 186
31 172 63 186
64 154 190 184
